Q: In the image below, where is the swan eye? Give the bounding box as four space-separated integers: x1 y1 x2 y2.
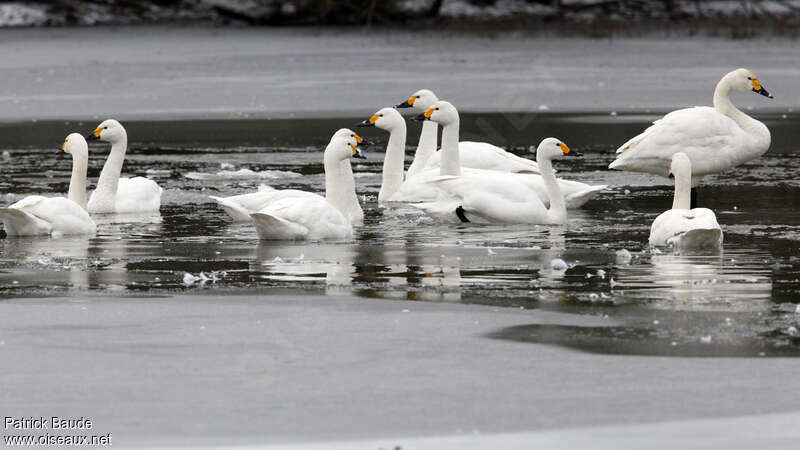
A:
747 77 752 80
435 107 439 111
103 126 108 130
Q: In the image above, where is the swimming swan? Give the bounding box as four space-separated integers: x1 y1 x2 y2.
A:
250 136 366 241
414 136 579 224
649 152 722 250
86 119 163 214
210 129 367 225
366 101 604 207
396 89 541 175
610 68 772 204
0 134 97 236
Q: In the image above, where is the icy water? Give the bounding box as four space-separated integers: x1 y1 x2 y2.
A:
1 113 799 358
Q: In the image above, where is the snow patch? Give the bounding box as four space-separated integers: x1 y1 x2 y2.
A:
185 168 302 181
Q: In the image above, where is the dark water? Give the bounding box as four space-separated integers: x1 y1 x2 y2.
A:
1 113 799 357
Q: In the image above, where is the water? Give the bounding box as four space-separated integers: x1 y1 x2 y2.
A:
1 113 799 359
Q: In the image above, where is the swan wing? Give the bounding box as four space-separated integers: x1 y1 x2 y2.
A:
611 107 752 176
252 197 351 241
419 173 548 224
211 189 323 222
649 208 722 249
112 176 163 213
424 141 540 174
1 196 96 236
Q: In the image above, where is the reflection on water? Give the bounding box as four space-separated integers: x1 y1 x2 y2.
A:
613 252 773 312
1 114 800 356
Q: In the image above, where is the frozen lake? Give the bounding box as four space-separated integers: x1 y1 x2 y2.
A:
2 27 800 448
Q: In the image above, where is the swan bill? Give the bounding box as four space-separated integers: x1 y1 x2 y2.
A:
357 115 380 128
753 85 773 98
396 95 417 108
411 107 433 122
353 134 374 147
351 144 367 159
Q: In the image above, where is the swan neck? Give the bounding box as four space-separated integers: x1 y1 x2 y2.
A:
439 120 461 176
406 120 437 178
324 152 349 214
538 157 566 222
68 151 88 209
672 169 692 210
713 79 750 126
379 122 407 201
94 136 128 202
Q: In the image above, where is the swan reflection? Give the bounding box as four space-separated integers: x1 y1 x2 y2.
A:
615 251 772 312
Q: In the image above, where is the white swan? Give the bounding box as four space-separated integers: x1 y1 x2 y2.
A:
396 88 540 174
414 137 578 224
649 153 723 250
610 68 772 193
210 129 366 224
251 136 365 241
0 134 97 237
362 102 605 207
86 119 163 214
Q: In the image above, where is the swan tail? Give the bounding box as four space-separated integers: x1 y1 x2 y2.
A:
251 212 309 240
676 228 723 250
209 196 254 222
0 208 52 236
565 185 608 209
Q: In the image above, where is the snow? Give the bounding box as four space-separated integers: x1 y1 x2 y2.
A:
0 3 46 27
185 168 301 181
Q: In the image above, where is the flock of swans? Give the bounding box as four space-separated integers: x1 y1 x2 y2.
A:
0 68 773 252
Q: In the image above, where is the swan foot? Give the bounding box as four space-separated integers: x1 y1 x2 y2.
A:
690 188 698 209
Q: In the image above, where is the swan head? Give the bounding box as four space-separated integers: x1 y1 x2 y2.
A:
86 119 127 143
535 137 579 161
327 138 366 162
724 68 772 99
669 152 692 177
396 89 439 111
332 128 373 148
412 100 458 126
357 108 404 132
59 133 88 158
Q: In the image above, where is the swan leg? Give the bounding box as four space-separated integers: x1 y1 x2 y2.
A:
455 206 470 223
690 188 698 209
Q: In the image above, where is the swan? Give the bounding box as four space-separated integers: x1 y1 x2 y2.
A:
0 134 97 237
413 136 579 224
362 101 605 207
210 129 366 224
85 119 163 214
649 152 723 250
251 136 365 241
609 68 772 206
396 88 540 174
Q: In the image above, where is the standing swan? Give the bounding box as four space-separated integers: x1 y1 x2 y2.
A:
649 153 722 250
210 129 366 225
610 68 772 205
0 134 97 236
251 136 366 241
413 136 579 224
396 89 541 174
85 119 163 214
